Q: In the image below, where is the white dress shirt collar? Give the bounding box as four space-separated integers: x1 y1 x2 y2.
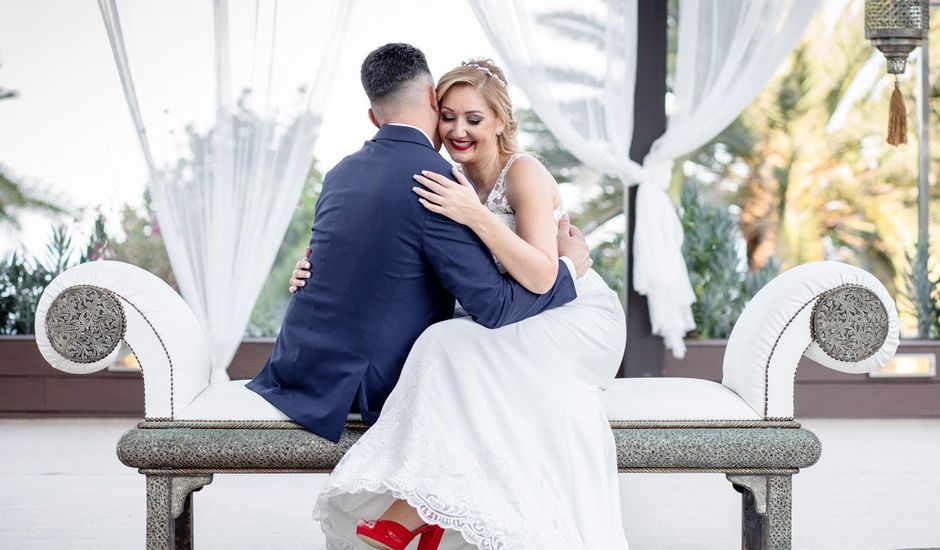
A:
385 123 434 148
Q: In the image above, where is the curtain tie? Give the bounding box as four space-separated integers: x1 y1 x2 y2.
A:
634 160 674 191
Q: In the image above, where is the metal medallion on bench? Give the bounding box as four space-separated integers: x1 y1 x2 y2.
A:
811 284 889 362
45 285 126 363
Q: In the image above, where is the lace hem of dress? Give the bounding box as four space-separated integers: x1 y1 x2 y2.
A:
315 478 496 550
311 334 585 550
311 346 584 550
313 476 584 550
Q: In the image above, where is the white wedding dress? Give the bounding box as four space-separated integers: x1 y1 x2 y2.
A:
312 154 630 550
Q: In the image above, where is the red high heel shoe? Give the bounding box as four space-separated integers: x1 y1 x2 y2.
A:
356 518 445 550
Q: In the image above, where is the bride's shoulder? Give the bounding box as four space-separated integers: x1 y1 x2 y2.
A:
508 151 543 169
505 152 556 189
503 152 559 209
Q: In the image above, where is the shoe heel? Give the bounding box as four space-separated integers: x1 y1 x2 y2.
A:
416 525 444 550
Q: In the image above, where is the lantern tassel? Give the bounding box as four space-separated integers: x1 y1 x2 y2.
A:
887 78 907 146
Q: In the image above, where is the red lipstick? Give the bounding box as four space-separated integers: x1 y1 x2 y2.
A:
449 139 473 151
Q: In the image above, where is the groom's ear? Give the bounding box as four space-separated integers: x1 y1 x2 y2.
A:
427 85 440 113
367 108 381 129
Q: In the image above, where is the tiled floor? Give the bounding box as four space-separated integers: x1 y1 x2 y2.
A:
1 417 938 549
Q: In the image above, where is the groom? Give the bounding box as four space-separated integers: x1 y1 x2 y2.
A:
247 43 591 443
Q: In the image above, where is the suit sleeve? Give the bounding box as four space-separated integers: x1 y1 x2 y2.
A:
422 209 577 329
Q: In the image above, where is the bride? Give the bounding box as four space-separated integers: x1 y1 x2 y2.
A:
299 59 629 550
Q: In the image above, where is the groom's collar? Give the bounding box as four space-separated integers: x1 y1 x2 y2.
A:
373 123 435 149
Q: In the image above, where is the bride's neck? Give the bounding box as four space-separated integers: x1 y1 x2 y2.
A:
462 151 510 201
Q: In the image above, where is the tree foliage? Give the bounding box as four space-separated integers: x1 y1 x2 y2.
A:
0 226 88 334
686 8 921 296
245 163 322 337
107 193 177 289
671 5 940 337
679 182 778 338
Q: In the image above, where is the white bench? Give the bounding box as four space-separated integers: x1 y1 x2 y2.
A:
34 260 898 549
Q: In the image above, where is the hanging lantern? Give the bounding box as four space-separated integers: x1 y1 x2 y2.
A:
864 0 930 145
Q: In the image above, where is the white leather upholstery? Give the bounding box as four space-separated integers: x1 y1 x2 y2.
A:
722 261 899 419
601 378 761 421
35 260 898 424
35 261 211 419
178 380 291 421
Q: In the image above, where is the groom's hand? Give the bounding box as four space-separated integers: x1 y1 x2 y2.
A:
557 215 592 278
288 247 312 294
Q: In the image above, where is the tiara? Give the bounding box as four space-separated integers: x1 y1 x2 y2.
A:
461 61 507 88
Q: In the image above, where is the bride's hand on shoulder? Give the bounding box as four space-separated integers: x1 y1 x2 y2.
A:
412 167 488 227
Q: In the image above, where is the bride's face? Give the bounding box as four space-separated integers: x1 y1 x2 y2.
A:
438 85 505 165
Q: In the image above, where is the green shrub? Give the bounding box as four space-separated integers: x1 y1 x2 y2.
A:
903 239 939 339
679 181 779 338
0 226 80 334
590 232 625 303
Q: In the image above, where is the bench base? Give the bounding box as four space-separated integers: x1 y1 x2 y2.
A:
124 425 819 550
146 474 212 550
729 474 792 550
140 471 794 550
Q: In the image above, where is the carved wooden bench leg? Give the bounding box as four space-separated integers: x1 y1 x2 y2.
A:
146 474 213 550
726 474 792 550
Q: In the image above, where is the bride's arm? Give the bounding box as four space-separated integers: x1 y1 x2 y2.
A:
413 160 560 294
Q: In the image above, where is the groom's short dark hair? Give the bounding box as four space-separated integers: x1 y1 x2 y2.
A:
360 43 432 104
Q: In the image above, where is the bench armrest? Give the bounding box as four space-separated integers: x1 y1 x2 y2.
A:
721 261 899 419
34 261 211 419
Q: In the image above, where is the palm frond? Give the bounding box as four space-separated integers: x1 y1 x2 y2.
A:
0 167 68 229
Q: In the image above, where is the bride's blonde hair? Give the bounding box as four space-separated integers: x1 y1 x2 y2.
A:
436 58 518 156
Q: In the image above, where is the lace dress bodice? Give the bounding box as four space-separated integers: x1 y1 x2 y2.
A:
476 152 566 273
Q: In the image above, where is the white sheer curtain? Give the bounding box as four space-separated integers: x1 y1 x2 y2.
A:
636 0 818 357
98 0 354 382
470 0 818 358
470 1 638 180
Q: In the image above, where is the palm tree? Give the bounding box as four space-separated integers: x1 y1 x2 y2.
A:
680 5 924 303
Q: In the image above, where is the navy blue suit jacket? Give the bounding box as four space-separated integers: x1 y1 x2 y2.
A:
246 125 577 442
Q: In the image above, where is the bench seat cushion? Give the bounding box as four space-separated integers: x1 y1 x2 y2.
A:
177 380 290 421
175 378 765 424
601 378 763 422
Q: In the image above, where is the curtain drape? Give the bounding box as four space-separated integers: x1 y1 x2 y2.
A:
469 0 818 357
98 0 354 382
